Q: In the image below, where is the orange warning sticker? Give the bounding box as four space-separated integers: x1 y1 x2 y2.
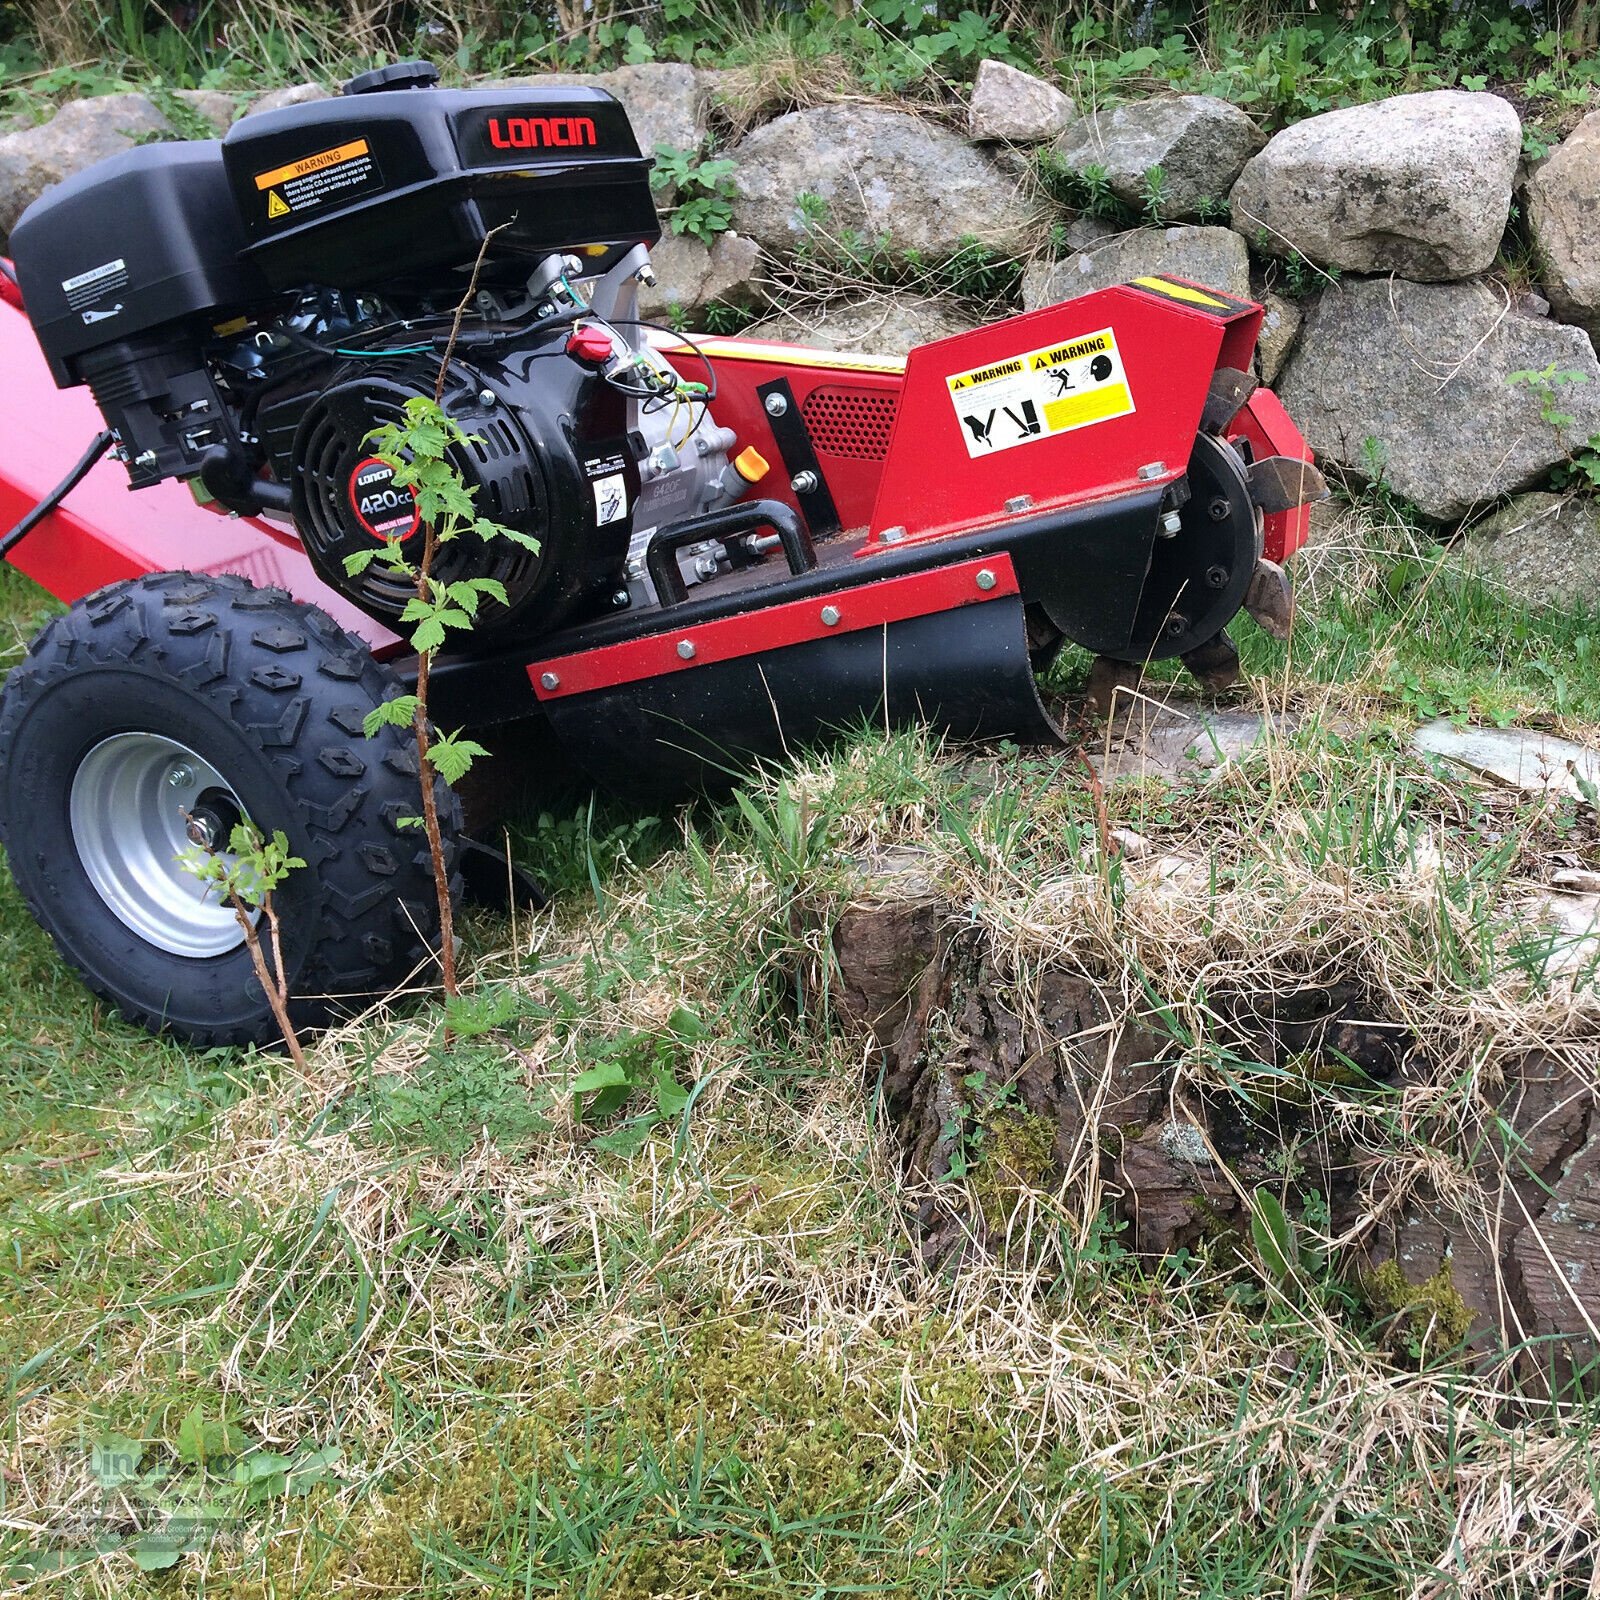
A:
253 138 370 191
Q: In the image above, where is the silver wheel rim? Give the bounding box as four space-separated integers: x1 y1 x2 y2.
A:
69 733 253 958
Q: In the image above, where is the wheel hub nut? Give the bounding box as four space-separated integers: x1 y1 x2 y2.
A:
185 812 218 849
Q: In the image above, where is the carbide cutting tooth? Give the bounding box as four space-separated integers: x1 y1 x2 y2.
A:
1201 367 1259 434
1243 558 1295 641
1247 454 1329 514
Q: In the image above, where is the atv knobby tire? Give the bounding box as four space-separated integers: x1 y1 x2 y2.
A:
0 572 461 1044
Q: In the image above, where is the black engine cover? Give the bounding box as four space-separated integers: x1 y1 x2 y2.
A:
267 332 640 642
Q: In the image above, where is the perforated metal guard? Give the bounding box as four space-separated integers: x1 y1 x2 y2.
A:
799 385 898 460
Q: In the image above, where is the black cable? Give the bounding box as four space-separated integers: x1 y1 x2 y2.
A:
1 430 115 560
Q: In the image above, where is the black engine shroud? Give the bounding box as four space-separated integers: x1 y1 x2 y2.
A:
7 68 664 644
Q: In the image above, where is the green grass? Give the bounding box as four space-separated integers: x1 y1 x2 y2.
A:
3 494 1600 1594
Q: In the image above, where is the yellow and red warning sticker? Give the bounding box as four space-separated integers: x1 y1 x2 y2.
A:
945 326 1133 457
254 138 378 220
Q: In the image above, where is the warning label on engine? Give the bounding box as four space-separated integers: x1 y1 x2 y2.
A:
945 326 1134 457
254 138 380 220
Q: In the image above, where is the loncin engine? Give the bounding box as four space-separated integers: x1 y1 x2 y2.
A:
8 63 755 640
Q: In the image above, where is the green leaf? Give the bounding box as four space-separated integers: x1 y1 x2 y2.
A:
362 695 420 737
410 615 448 654
91 1435 144 1489
130 1536 183 1572
427 733 489 786
1249 1188 1299 1284
572 1060 631 1094
653 1070 690 1117
174 1403 246 1467
342 547 383 577
666 1005 707 1043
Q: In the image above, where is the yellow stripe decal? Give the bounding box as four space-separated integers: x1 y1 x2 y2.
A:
660 336 906 375
1132 275 1229 309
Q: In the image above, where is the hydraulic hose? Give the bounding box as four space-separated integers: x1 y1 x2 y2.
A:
0 430 115 561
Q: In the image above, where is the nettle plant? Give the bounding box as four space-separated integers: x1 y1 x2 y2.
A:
346 394 541 997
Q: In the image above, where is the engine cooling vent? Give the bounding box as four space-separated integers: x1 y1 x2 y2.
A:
800 385 898 461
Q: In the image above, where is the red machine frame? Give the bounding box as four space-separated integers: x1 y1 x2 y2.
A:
1 265 1316 769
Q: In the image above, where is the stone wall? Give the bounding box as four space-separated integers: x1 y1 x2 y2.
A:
4 63 1600 597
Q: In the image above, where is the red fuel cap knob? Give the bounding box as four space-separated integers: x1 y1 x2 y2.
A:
565 324 614 366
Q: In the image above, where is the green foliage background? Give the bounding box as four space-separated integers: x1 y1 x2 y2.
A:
3 0 1599 129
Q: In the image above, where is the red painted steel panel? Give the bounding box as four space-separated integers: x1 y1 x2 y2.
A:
862 285 1226 551
0 295 399 650
527 552 1019 699
1232 387 1318 563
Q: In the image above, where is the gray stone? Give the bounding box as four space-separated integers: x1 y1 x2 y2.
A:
967 59 1074 144
1058 212 1116 252
244 83 333 117
1089 698 1278 784
743 293 979 354
1255 289 1302 385
0 93 173 242
1051 94 1263 221
727 106 1035 258
173 90 240 133
1022 225 1249 311
1527 110 1600 337
637 230 763 321
1413 719 1600 801
1276 276 1600 521
1230 90 1521 281
1460 492 1600 611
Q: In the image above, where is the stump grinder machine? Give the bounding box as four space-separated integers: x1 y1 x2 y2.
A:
0 63 1325 1042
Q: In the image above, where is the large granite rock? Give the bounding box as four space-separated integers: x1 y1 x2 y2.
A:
0 93 173 241
1255 289 1302 384
967 59 1074 143
637 230 763 321
244 83 333 117
1526 110 1600 337
728 105 1035 258
1276 277 1600 521
1050 94 1263 220
743 293 980 353
1230 90 1521 281
1022 224 1250 310
1460 492 1600 611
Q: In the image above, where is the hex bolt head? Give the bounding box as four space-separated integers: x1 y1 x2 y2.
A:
975 568 997 591
167 764 195 790
1208 496 1232 521
820 605 841 627
539 671 560 691
764 392 788 417
1004 493 1033 514
185 813 217 850
1205 565 1230 589
1137 461 1167 481
878 525 907 545
1164 614 1188 638
1159 510 1183 537
677 639 697 659
611 590 631 609
790 469 818 495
